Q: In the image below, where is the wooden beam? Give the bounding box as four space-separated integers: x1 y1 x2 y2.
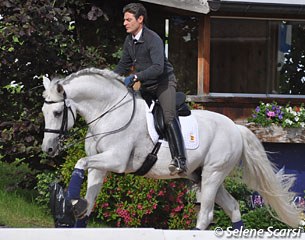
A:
197 15 205 95
197 15 210 95
139 0 210 14
203 15 211 95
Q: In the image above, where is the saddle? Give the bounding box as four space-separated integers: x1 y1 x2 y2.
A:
132 92 191 176
152 92 191 139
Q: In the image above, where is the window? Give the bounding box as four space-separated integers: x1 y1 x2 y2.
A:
148 7 199 95
168 16 199 94
277 21 305 95
210 18 305 96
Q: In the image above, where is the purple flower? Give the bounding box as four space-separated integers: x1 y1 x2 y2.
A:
255 106 260 112
275 108 281 115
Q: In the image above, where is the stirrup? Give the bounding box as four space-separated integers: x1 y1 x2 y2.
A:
71 198 88 219
168 158 187 175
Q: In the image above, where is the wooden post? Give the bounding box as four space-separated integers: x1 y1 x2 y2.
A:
197 15 210 95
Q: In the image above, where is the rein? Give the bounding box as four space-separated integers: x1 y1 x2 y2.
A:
84 89 136 139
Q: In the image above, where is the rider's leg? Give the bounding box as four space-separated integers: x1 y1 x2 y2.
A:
157 79 187 174
165 118 187 173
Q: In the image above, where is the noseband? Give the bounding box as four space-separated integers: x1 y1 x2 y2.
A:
44 92 76 139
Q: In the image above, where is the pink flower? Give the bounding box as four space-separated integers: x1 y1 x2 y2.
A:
173 204 184 212
158 190 165 196
103 212 110 217
101 202 109 208
267 111 275 117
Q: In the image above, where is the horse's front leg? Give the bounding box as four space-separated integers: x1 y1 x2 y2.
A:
75 150 130 173
67 150 129 223
75 168 107 228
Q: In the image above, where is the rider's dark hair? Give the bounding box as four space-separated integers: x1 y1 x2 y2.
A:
123 3 147 24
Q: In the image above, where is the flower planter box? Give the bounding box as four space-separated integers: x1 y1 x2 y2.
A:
246 122 305 143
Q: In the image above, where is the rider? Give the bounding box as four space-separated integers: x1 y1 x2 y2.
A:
114 3 187 174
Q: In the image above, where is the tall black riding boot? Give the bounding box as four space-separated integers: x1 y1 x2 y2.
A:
166 118 187 174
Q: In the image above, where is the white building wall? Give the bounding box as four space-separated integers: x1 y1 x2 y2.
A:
223 0 304 5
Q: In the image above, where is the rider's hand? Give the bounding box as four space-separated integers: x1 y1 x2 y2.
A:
124 75 138 88
124 75 134 86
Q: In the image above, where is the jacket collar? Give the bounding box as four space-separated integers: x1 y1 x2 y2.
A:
129 26 146 44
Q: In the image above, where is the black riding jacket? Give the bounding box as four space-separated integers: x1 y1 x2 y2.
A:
114 26 174 90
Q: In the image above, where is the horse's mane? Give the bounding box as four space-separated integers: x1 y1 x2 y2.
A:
62 68 124 85
43 68 124 100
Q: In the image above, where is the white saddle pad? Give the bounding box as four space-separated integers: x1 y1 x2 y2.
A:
146 103 199 150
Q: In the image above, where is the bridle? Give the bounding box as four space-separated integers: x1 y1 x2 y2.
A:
43 87 136 150
44 91 76 140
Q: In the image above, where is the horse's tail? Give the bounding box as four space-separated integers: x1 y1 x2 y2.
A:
237 125 301 228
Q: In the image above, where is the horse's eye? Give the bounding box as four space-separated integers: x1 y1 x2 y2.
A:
54 111 62 117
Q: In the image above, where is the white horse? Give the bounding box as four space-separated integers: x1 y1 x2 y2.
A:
41 67 301 229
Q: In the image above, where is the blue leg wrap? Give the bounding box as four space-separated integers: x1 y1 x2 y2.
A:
67 168 85 200
233 220 244 230
75 216 89 228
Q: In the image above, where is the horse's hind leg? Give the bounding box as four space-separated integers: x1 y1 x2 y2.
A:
196 170 227 230
215 184 243 229
75 168 107 227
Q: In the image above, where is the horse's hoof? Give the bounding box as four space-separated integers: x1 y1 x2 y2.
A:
192 227 201 230
75 215 89 228
71 198 88 219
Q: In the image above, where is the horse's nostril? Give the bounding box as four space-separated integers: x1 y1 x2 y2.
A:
48 148 53 153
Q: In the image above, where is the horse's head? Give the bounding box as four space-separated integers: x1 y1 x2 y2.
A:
41 76 77 156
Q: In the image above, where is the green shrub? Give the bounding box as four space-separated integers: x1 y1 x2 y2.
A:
0 160 37 200
94 174 197 229
35 171 59 211
243 207 288 229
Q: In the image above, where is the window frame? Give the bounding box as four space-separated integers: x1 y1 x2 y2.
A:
193 14 305 104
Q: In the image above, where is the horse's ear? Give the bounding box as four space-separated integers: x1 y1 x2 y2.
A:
43 76 51 90
57 84 64 94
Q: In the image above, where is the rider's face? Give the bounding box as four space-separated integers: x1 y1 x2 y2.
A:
123 12 143 36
